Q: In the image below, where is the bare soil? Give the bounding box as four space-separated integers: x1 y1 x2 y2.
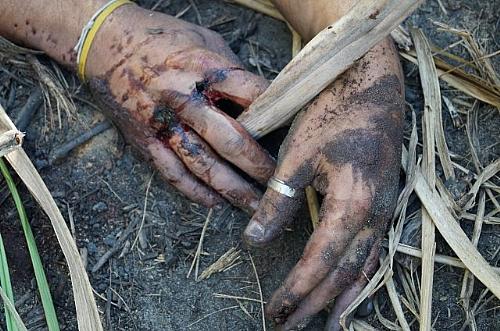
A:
0 0 498 330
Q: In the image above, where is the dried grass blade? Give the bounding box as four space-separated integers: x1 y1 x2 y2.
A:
0 105 103 331
433 21 499 87
461 158 500 211
411 27 438 331
402 146 500 299
400 52 500 108
199 247 241 280
385 276 411 331
460 192 485 331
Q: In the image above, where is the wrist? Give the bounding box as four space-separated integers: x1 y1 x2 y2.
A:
271 0 356 41
0 0 109 67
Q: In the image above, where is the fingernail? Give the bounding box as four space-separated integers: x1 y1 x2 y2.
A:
244 221 266 243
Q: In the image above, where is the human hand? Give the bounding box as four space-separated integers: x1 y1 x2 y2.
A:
85 5 274 213
243 38 404 330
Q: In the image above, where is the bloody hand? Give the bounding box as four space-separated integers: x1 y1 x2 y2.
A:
244 38 404 330
85 6 275 213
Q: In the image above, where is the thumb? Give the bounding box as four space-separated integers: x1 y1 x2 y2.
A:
243 146 315 247
244 186 303 247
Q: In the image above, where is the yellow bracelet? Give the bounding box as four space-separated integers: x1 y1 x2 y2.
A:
74 0 135 81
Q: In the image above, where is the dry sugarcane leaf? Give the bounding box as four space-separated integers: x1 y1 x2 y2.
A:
237 0 424 138
401 146 500 299
460 192 485 330
413 30 455 180
411 27 438 331
0 105 103 331
460 158 500 211
385 268 411 331
433 21 500 88
400 52 500 108
386 242 500 272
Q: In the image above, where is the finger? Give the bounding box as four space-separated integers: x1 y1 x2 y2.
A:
147 139 223 207
278 230 379 330
207 68 269 108
177 100 275 184
243 114 317 246
168 124 261 213
166 47 268 108
244 189 304 247
264 168 375 323
325 240 380 331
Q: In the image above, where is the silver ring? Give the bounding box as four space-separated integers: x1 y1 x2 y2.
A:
267 177 297 198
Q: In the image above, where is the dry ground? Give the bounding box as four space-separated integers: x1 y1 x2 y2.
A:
0 0 499 330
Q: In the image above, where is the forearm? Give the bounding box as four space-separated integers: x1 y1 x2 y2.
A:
0 0 108 67
271 0 356 41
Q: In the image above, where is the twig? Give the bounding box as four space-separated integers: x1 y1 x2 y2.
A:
199 247 241 281
461 158 500 211
249 253 266 331
92 217 140 273
15 87 43 132
436 0 448 15
48 121 111 164
150 0 170 11
105 289 113 331
213 293 265 303
187 0 203 26
131 172 154 250
187 306 238 328
175 5 192 18
187 209 213 280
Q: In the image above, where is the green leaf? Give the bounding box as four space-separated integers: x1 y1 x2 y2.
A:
0 232 16 331
0 158 60 331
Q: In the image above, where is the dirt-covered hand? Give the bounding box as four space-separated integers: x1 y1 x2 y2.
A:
85 6 274 212
243 38 404 330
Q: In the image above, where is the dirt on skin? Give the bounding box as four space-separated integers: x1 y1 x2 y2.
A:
0 0 499 330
